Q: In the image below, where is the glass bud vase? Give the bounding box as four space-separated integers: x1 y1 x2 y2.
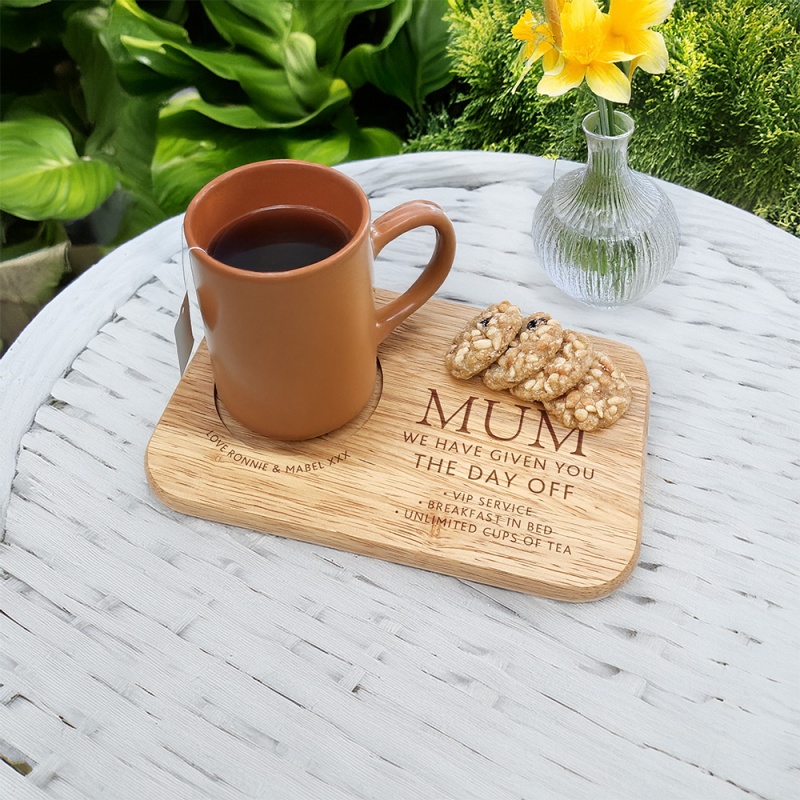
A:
532 110 679 308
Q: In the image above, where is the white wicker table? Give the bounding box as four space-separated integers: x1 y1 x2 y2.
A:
2 152 798 799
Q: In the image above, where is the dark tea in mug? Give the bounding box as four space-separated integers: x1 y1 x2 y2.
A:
208 205 352 273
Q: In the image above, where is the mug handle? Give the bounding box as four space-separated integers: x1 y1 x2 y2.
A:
371 200 456 344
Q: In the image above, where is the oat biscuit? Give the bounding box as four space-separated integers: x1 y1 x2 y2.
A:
509 330 594 402
445 301 524 379
542 351 632 431
483 313 564 390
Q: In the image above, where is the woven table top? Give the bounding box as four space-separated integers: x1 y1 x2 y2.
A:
2 151 798 800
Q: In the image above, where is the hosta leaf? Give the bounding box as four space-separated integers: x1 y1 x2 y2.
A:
64 6 120 128
338 0 414 90
3 91 87 148
331 107 403 161
142 39 340 122
1 0 52 7
339 0 452 112
152 110 289 215
0 0 64 53
345 126 402 161
285 131 351 165
163 93 273 130
119 36 204 84
162 81 351 130
0 117 116 221
225 0 292 27
108 0 198 92
156 39 266 83
113 0 191 45
200 0 288 66
284 32 328 109
64 7 161 198
152 105 399 216
294 0 395 66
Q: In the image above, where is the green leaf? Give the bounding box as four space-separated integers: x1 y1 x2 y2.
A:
69 5 148 112
162 91 272 129
62 5 165 237
284 32 326 107
162 80 351 130
64 7 160 179
294 0 395 66
199 0 288 66
118 35 204 83
284 130 351 165
152 110 288 216
121 32 345 124
151 104 400 216
339 0 452 112
0 0 53 8
0 0 66 54
107 0 198 93
2 91 87 146
112 1 339 119
225 0 291 25
0 117 116 221
160 34 333 117
339 0 414 91
113 0 190 44
345 126 402 161
0 217 67 262
331 105 403 161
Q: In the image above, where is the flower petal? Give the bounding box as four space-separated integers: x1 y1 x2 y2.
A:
561 0 604 33
542 49 564 74
530 24 557 61
538 59 587 96
511 10 535 42
609 0 674 30
602 41 644 63
513 14 555 62
585 61 631 103
628 30 669 73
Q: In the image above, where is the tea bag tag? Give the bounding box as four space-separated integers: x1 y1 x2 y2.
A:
175 240 203 375
175 293 193 375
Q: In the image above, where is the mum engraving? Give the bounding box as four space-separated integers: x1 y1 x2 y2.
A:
415 388 586 456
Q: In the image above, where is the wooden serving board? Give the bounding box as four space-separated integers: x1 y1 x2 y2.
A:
146 291 650 601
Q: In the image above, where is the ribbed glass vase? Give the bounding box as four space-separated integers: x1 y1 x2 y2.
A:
532 110 679 308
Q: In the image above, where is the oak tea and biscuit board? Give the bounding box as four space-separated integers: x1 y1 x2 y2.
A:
146 291 650 600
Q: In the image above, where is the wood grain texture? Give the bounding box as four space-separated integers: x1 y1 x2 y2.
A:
1 152 798 800
146 292 650 601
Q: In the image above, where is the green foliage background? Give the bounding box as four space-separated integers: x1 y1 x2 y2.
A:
0 0 453 256
406 0 800 236
1 0 798 254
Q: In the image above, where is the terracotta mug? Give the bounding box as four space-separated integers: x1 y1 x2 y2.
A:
184 159 456 440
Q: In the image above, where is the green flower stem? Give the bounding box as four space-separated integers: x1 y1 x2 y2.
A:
596 94 615 136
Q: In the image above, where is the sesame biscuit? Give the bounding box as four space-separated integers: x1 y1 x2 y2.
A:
542 351 632 431
445 301 524 379
509 330 594 402
482 313 564 390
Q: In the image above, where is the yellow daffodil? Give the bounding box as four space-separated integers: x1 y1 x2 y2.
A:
511 9 562 92
608 0 674 74
512 10 555 64
511 0 675 135
513 0 635 104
